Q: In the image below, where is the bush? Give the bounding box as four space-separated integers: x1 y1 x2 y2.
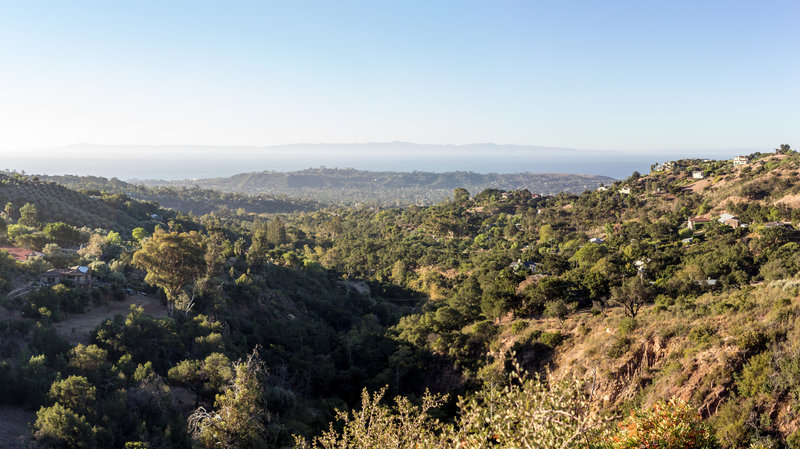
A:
607 337 631 358
295 363 606 449
34 403 97 448
688 325 716 344
539 331 564 348
618 317 637 337
736 352 773 398
712 398 757 448
510 320 528 335
604 399 719 449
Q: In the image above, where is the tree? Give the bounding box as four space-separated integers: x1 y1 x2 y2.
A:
68 344 109 384
131 227 149 242
132 229 207 314
49 375 96 415
169 353 233 403
268 217 288 246
34 403 96 448
189 349 268 448
538 224 556 244
4 202 15 219
610 277 654 318
44 222 84 246
78 234 106 259
544 299 573 326
105 231 123 245
248 221 270 266
453 188 470 203
390 260 407 285
18 202 39 227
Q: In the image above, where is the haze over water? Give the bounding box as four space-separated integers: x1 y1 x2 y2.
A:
3 143 745 180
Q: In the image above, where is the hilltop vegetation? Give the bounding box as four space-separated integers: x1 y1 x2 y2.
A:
0 173 163 233
37 174 318 216
141 168 614 205
1 145 800 448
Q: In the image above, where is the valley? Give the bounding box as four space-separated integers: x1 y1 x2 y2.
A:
0 147 798 448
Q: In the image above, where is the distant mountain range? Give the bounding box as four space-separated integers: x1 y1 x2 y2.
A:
0 142 742 179
138 168 615 205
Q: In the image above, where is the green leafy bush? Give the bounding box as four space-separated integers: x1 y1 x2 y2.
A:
295 364 606 449
603 399 719 449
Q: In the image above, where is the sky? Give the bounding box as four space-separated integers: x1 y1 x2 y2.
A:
0 1 798 175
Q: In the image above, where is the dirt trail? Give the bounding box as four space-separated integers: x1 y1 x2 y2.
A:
0 406 34 448
53 294 168 345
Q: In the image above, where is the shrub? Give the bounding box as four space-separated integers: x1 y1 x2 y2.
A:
607 337 631 358
604 399 719 449
736 351 773 398
34 403 96 448
688 325 716 344
510 320 528 335
295 363 606 449
618 317 637 337
539 331 564 348
711 398 757 448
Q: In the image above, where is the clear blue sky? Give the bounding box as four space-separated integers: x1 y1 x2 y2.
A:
0 1 797 154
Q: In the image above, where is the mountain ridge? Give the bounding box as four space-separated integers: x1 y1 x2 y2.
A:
136 168 616 205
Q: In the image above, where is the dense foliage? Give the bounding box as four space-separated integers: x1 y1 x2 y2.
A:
1 146 800 448
145 168 614 205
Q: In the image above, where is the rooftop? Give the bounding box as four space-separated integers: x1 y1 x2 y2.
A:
0 246 43 262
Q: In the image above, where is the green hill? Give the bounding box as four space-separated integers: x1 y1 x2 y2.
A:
4 146 800 448
140 168 615 205
0 173 154 232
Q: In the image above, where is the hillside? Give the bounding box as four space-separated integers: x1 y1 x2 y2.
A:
38 174 318 216
139 168 615 205
0 173 164 232
3 146 800 448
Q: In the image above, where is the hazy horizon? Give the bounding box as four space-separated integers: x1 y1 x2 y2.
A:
0 141 758 180
1 1 797 163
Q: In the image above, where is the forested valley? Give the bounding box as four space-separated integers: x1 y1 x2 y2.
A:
2 146 800 448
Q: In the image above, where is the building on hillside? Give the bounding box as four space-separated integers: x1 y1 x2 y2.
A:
589 237 604 244
40 266 91 287
619 187 631 195
634 258 652 276
733 155 749 166
654 161 677 172
0 246 44 262
764 221 793 229
692 171 705 179
510 260 538 273
687 216 712 231
596 185 608 191
717 213 746 228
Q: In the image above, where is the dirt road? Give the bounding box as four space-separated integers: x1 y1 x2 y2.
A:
53 294 168 345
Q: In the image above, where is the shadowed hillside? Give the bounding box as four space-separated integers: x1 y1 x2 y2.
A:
139 168 615 205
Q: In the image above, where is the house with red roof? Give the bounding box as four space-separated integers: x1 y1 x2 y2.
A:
0 246 44 262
